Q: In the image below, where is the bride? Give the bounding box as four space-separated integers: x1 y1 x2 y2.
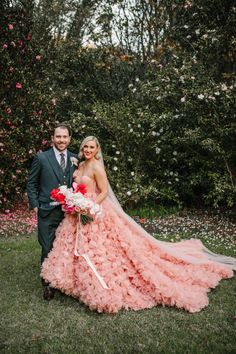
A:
41 136 236 313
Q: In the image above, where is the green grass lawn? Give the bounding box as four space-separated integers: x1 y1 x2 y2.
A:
0 233 236 354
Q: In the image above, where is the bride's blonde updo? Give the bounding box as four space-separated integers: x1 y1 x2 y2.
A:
78 136 101 160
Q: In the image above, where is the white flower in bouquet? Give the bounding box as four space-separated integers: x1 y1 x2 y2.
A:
59 185 70 194
50 183 102 224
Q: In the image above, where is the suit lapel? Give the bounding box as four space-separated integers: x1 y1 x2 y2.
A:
67 151 76 186
46 148 63 183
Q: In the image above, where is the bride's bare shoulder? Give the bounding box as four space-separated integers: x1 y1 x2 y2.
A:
93 161 107 178
93 160 104 171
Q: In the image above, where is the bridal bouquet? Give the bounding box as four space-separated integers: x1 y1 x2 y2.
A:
50 183 101 224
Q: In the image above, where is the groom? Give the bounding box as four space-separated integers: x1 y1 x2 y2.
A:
27 122 77 300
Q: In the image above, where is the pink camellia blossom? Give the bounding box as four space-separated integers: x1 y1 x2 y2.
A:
8 24 14 30
18 39 23 47
39 110 42 115
3 44 8 49
35 55 41 60
11 41 16 48
15 83 22 89
41 139 47 145
6 120 11 125
26 34 30 41
45 120 49 126
8 66 14 72
6 108 12 114
33 111 37 116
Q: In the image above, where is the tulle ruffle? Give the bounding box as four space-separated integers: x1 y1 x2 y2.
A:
41 198 233 314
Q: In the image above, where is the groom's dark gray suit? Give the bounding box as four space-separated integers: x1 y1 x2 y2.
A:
27 148 77 264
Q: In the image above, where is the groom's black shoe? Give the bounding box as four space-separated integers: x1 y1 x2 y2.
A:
43 286 55 300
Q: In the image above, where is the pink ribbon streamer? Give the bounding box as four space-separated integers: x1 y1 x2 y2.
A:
74 214 109 290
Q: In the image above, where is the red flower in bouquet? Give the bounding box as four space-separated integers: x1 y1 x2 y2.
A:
72 182 87 195
50 188 66 204
50 184 87 207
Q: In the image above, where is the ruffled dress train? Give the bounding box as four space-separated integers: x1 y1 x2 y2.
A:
41 177 234 314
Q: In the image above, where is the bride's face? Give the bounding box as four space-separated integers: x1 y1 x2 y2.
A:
83 140 99 160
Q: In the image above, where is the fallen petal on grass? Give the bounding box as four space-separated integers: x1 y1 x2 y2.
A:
0 204 37 237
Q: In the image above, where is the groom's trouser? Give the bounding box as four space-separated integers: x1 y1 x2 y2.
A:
38 206 64 265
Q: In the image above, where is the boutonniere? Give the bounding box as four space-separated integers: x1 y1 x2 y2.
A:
70 156 79 167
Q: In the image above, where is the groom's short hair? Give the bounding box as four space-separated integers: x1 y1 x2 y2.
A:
53 122 72 137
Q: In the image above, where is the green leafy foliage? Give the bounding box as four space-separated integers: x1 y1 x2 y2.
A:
0 0 235 209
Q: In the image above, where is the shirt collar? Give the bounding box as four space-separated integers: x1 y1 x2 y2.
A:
53 146 67 157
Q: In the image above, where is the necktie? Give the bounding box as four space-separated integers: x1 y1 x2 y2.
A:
60 153 66 171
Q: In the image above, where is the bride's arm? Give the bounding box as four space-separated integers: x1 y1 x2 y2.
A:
94 165 108 204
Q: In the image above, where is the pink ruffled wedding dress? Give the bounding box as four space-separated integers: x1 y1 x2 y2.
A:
41 175 235 313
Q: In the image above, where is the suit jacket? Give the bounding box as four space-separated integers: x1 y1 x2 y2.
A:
27 148 78 210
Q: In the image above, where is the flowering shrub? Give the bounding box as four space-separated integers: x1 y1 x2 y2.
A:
0 0 235 211
134 60 236 208
0 2 57 209
67 52 235 208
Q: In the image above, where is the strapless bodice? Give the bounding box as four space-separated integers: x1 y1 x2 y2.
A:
77 175 96 194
